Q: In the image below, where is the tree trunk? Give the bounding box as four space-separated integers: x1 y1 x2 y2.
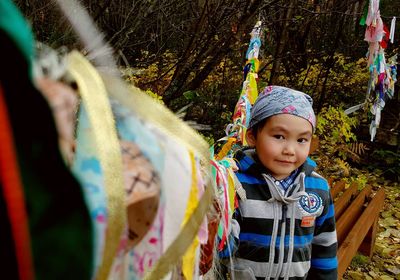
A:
163 0 271 106
269 0 297 85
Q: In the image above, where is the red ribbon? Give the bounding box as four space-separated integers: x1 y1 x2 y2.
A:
0 83 34 280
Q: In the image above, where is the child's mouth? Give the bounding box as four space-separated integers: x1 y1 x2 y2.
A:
277 160 294 164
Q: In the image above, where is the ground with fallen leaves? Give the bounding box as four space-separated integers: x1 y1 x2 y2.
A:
344 181 400 280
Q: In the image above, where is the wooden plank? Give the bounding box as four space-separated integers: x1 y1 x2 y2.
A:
358 215 379 258
331 180 346 200
336 186 372 246
337 188 385 279
328 177 335 188
334 182 358 220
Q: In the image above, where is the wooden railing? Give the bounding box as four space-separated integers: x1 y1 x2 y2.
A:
330 180 385 279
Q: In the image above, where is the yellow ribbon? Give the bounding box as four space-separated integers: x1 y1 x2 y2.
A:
227 168 236 213
67 51 126 280
181 151 200 280
247 72 258 105
215 137 236 161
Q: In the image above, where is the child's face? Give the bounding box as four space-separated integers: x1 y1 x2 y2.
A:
246 114 313 180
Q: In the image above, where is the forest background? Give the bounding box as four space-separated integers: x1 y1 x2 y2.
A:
16 0 400 279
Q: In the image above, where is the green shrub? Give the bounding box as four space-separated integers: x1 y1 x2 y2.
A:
313 106 358 177
316 106 358 157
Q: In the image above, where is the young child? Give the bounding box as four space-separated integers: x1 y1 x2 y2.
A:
221 86 337 279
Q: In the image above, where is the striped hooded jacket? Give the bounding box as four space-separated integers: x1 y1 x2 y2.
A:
221 149 337 280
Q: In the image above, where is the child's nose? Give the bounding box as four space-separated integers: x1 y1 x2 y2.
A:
283 143 295 155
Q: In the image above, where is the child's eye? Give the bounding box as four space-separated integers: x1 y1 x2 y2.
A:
298 138 309 143
273 135 284 140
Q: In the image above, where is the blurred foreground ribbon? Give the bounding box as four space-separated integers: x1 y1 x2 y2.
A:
67 51 126 280
143 183 213 280
181 151 200 280
0 84 34 280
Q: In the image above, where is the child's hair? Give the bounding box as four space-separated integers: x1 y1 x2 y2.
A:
248 118 268 140
248 86 316 133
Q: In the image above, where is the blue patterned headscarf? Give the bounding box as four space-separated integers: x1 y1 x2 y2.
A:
248 86 316 131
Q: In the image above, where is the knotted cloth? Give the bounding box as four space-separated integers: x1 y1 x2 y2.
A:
249 86 316 131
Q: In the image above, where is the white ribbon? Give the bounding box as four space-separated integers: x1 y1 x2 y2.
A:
390 17 396 44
